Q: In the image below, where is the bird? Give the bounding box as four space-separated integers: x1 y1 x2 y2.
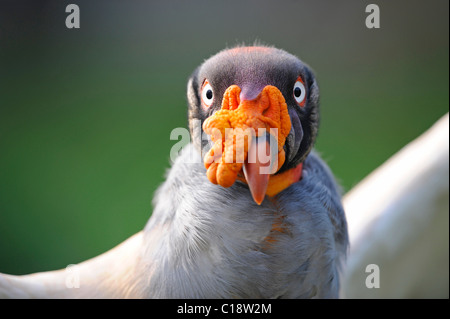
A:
0 45 348 298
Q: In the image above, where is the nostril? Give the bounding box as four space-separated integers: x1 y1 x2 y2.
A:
239 84 264 102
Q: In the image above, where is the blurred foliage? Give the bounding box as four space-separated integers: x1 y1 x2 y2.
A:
0 0 448 274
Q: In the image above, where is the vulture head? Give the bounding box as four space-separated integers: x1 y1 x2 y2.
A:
187 46 320 204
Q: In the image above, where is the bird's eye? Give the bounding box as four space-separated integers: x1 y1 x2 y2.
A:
293 77 306 107
201 80 214 108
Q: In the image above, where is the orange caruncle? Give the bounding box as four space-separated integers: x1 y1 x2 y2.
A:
203 85 291 189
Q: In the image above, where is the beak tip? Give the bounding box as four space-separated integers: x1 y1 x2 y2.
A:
253 194 265 205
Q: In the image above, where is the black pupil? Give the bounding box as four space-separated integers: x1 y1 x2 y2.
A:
294 87 302 98
206 90 213 100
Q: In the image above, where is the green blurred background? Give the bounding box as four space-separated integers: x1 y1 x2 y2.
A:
0 0 448 275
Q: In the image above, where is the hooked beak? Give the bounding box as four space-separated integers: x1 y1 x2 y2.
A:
242 133 278 204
